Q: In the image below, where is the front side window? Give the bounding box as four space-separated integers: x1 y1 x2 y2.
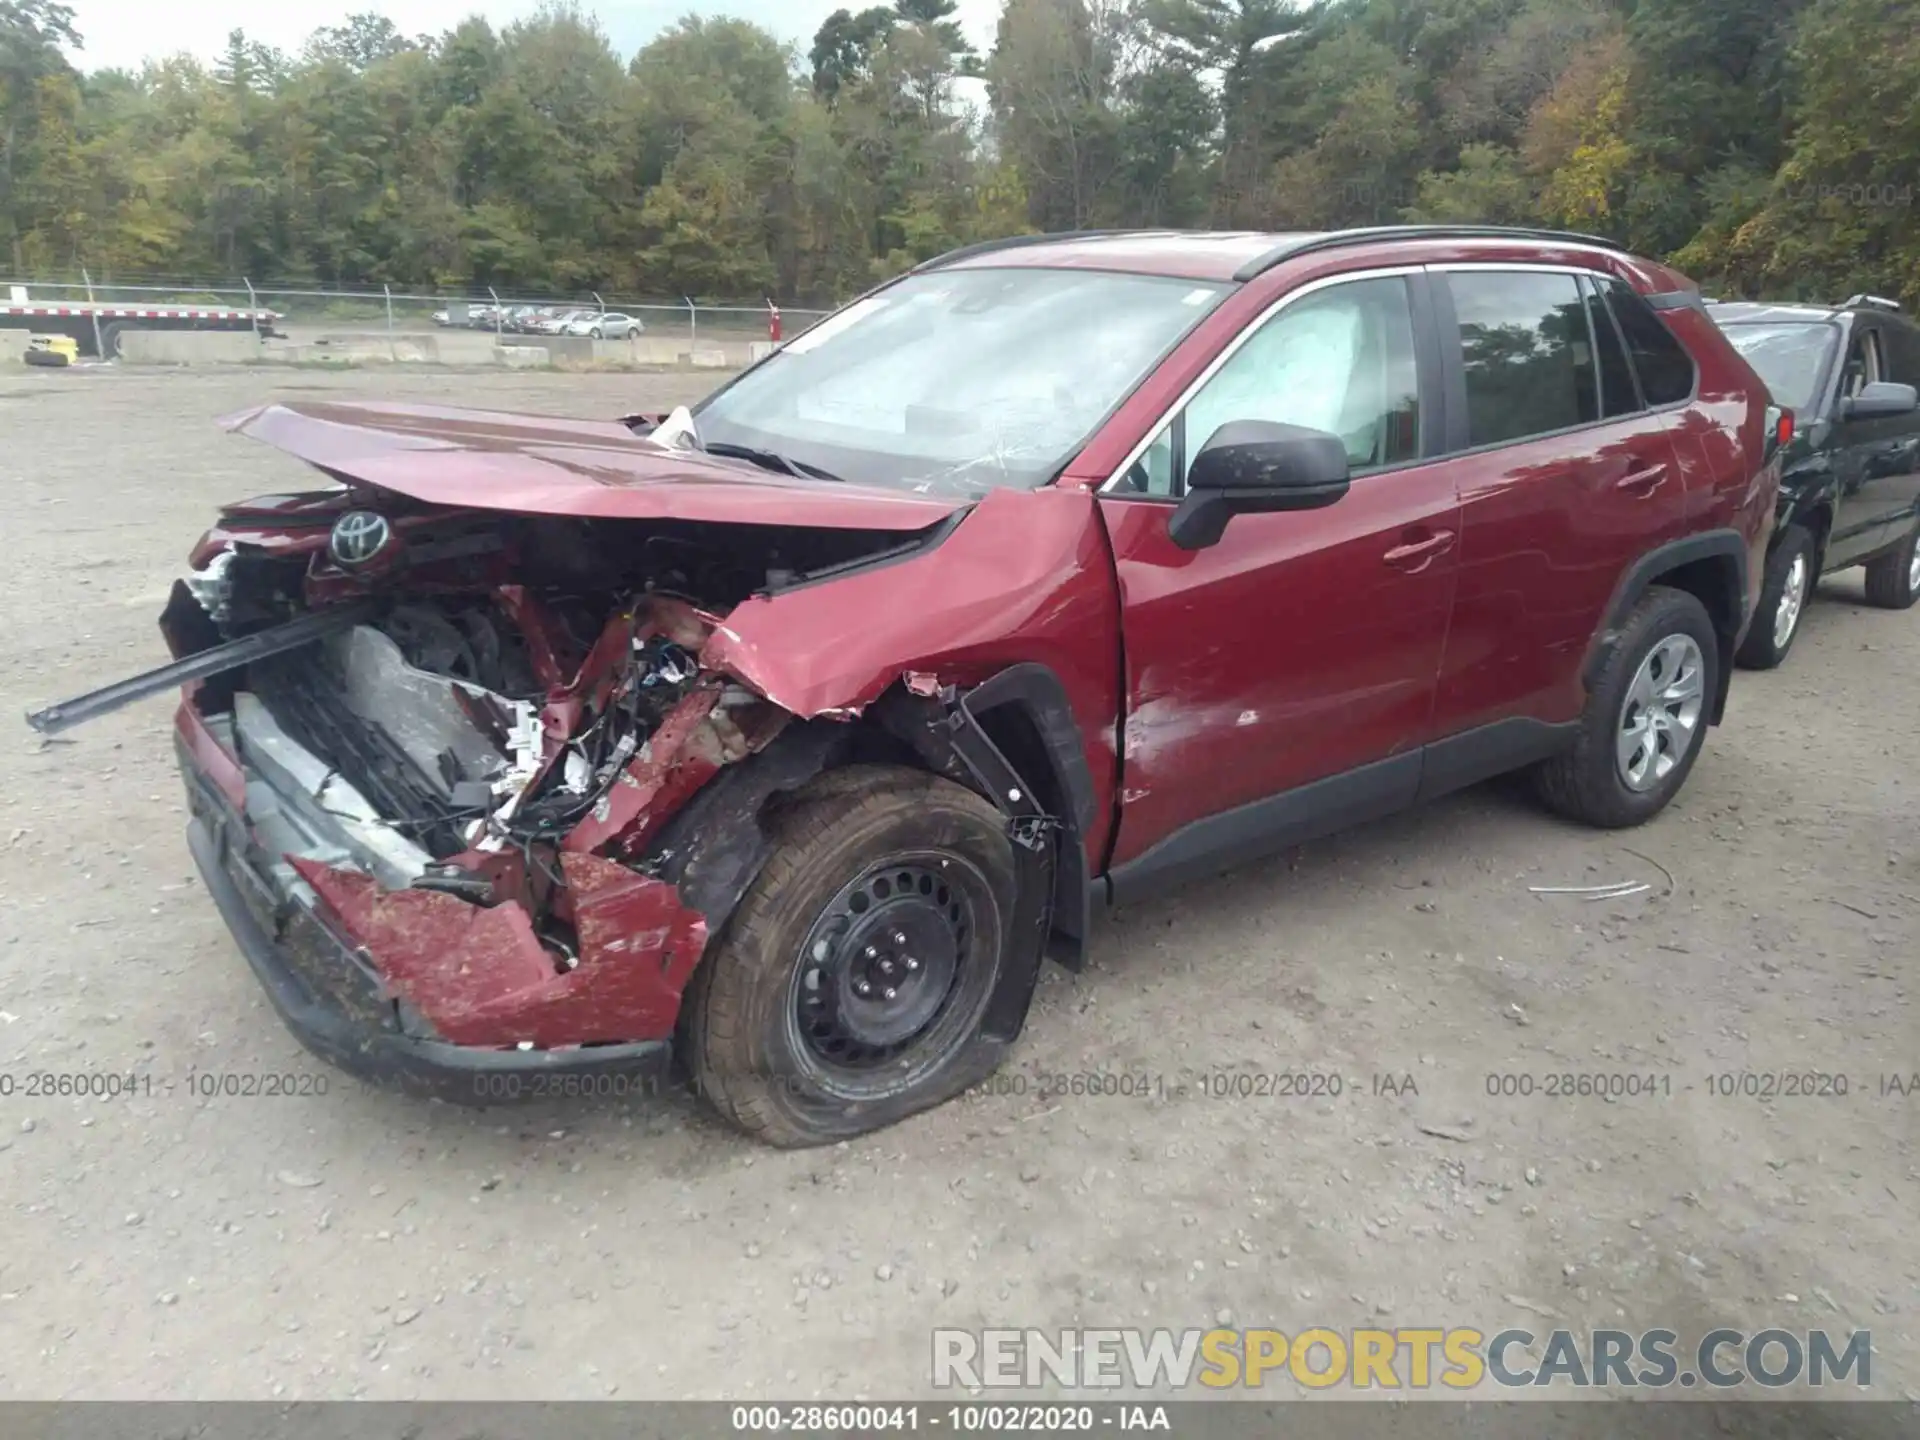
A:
1123 275 1422 498
1447 271 1598 446
695 266 1229 494
1839 327 1884 400
1718 321 1839 413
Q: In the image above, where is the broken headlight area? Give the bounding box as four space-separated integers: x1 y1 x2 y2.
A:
149 509 908 1049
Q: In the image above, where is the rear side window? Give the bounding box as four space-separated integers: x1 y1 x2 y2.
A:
1583 277 1641 419
1603 280 1696 405
1446 271 1598 447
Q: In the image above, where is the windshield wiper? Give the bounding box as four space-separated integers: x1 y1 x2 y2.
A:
702 441 844 483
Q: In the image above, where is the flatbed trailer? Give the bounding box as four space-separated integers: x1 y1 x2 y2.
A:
1 300 283 358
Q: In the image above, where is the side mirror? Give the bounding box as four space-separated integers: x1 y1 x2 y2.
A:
1843 381 1919 421
1168 421 1352 551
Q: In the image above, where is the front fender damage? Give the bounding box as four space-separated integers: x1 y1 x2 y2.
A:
187 485 1112 1060
285 598 798 1053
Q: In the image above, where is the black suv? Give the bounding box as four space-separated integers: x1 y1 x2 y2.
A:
1709 295 1920 668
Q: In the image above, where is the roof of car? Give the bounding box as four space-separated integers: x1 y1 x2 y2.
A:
922 225 1637 284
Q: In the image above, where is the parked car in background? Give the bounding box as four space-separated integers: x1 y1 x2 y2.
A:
31 226 1780 1147
1709 296 1920 668
533 308 595 336
502 306 548 333
566 311 644 340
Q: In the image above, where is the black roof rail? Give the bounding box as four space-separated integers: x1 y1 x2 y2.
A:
1839 293 1902 313
1231 225 1632 282
913 229 1145 273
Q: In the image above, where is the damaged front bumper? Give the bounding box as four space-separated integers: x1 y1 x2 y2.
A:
179 724 675 1098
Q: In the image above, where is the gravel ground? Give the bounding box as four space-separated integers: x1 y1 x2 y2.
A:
0 363 1915 1402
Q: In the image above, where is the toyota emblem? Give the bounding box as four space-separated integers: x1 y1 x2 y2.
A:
328 510 393 568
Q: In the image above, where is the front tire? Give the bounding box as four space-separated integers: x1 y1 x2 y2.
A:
1863 523 1920 610
1736 523 1815 670
1534 586 1718 828
683 765 1017 1147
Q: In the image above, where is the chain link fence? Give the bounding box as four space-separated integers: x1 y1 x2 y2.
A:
3 274 834 365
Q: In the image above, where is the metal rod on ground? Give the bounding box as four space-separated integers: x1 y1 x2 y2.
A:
686 296 697 360
82 267 107 360
489 286 502 343
244 277 260 342
384 283 395 362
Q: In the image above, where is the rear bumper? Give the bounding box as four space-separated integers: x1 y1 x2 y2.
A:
181 753 672 1104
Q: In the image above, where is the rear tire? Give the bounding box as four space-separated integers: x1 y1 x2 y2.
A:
1534 586 1718 828
1736 523 1815 670
1863 523 1920 610
97 321 126 360
683 765 1017 1148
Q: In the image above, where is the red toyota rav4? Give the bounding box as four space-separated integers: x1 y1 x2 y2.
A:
32 227 1780 1146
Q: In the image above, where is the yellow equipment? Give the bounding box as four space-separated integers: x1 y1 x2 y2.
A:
24 334 79 367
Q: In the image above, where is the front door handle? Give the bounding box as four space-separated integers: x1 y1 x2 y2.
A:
1383 530 1456 571
1616 463 1670 496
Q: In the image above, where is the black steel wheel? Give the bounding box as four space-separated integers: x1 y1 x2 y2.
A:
683 765 1017 1147
788 854 994 1083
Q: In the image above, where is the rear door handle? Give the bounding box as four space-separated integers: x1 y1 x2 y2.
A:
1616 464 1669 495
1383 530 1456 571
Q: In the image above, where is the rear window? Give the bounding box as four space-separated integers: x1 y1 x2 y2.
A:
1603 280 1696 405
1717 321 1838 412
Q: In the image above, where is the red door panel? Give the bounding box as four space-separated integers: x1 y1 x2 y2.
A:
1431 416 1689 736
1099 468 1460 867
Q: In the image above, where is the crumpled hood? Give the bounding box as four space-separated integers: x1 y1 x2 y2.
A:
221 400 966 532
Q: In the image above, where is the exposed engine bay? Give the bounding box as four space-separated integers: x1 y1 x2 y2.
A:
239 600 702 881
22 398 1080 1125
149 500 926 1009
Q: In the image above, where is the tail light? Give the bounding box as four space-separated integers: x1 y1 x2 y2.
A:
1763 404 1794 460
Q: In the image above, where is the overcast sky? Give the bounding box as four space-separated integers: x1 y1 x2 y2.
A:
63 1 1004 73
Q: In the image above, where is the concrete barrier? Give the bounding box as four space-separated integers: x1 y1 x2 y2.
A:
592 337 643 365
120 330 264 365
691 347 733 369
0 327 30 364
308 333 441 362
495 345 550 369
748 341 777 363
632 337 689 366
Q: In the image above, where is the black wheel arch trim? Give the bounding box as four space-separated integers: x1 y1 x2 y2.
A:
1776 477 1838 564
957 663 1096 976
643 720 859 948
1584 529 1747 724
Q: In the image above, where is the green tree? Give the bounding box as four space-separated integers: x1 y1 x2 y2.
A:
989 0 1127 231
1 0 80 269
811 7 898 99
1705 0 1920 305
